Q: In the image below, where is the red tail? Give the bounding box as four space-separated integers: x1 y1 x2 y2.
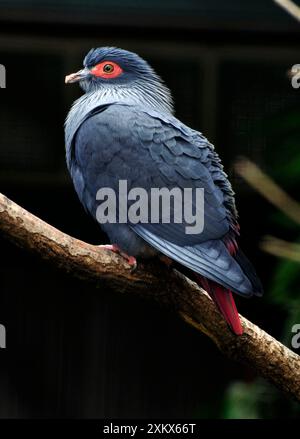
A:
195 275 243 335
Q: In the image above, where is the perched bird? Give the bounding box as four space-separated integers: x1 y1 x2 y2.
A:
65 47 263 335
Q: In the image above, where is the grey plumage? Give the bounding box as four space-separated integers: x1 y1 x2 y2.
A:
65 47 263 299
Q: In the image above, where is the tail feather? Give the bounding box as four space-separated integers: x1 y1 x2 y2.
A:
210 285 243 335
195 274 243 335
234 248 264 297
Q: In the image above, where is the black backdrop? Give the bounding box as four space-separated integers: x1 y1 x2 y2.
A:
0 0 299 418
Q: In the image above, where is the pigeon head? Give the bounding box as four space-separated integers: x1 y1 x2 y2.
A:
65 47 173 114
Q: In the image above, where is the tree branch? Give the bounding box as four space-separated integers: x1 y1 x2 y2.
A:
0 192 300 402
274 0 300 23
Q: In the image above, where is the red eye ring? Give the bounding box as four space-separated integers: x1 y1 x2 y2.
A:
90 61 123 79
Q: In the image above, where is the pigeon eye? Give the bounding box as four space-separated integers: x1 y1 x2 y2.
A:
103 64 114 73
91 61 123 78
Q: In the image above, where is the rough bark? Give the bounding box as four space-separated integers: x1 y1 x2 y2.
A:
0 192 299 402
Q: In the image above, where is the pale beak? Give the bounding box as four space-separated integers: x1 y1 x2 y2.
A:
65 68 89 84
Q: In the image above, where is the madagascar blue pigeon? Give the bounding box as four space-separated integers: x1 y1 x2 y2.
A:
65 47 263 335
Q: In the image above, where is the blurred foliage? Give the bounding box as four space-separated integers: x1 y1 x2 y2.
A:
222 79 300 419
223 379 300 419
222 382 261 419
264 110 300 187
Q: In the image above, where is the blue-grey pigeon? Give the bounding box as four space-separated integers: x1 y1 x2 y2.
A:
65 47 263 335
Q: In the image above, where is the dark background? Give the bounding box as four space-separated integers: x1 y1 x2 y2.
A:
0 0 300 418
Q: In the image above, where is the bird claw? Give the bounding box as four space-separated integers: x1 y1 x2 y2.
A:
124 256 137 272
98 244 137 272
